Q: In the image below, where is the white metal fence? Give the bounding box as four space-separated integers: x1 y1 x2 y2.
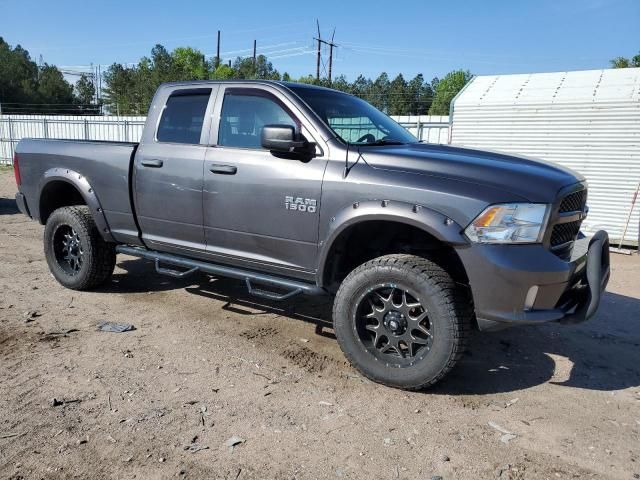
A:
0 114 450 164
0 115 147 164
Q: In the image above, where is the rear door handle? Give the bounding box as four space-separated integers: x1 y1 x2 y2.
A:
209 164 237 175
141 159 164 168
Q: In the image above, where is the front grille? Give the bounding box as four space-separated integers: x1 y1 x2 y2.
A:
550 221 581 247
559 190 587 213
548 187 587 259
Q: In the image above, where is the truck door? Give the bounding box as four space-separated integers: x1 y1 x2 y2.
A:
134 86 217 254
203 86 327 278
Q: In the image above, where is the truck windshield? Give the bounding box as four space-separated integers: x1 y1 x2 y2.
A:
289 86 418 146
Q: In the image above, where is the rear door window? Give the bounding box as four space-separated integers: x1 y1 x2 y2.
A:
157 88 212 144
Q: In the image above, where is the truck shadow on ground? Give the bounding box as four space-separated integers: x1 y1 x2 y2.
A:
109 257 640 395
434 290 640 395
0 198 19 215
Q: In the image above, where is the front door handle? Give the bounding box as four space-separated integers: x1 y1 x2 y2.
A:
209 164 237 175
141 159 164 168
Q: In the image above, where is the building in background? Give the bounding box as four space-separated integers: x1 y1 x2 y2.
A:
450 68 640 246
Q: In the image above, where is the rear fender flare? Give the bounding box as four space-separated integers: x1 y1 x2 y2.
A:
317 200 468 286
39 168 115 242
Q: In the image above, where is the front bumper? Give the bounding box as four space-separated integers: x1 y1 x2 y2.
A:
456 231 610 331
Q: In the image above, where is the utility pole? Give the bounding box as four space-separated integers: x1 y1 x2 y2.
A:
315 20 321 81
253 39 257 66
90 63 96 106
215 30 221 68
314 21 338 83
97 64 102 114
328 28 336 83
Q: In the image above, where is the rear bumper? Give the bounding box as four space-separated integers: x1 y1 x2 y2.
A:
15 192 30 217
456 231 610 331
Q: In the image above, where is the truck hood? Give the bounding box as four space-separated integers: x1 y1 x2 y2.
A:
360 143 584 202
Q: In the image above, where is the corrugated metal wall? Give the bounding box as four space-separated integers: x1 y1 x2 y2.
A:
0 114 450 164
450 68 640 246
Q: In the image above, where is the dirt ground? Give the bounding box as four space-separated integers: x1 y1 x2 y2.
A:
1 168 639 480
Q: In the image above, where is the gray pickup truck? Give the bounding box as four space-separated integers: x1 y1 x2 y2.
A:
14 80 610 389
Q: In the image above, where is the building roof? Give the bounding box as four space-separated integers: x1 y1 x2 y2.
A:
454 68 640 107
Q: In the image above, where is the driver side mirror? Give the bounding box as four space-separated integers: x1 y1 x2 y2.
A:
261 124 316 159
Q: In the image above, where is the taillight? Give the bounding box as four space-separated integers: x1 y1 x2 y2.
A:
13 153 21 186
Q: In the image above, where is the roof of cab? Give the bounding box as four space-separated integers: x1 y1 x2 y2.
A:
158 79 344 94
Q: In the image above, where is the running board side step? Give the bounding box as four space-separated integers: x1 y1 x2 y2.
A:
115 245 326 300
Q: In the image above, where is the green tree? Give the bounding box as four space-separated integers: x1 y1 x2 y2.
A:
0 37 80 113
351 75 373 103
387 74 409 115
0 38 38 107
255 55 280 80
150 44 173 85
610 56 630 68
211 64 235 80
75 74 95 105
407 74 432 115
428 70 472 116
296 74 318 85
100 40 465 117
36 65 75 112
331 74 351 94
102 63 137 115
370 73 390 111
133 57 157 114
610 51 640 68
172 47 208 80
232 55 280 80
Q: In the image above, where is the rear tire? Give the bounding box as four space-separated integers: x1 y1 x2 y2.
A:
44 206 116 290
332 254 471 390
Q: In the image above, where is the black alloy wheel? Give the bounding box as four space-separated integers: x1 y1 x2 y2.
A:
354 284 433 367
53 225 84 275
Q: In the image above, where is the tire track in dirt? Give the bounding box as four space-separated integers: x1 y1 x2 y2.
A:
241 326 348 374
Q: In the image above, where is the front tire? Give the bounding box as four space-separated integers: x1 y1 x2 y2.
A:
44 206 116 290
332 254 471 390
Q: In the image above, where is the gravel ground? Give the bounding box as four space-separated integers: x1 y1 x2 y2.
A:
1 168 639 480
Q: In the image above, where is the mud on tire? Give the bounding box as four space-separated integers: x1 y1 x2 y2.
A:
332 254 472 390
44 206 116 290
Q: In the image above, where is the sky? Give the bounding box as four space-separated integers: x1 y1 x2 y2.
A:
1 0 639 81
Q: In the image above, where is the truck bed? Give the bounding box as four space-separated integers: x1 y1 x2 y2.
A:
16 138 140 244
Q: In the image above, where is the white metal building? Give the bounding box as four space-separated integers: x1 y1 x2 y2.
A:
450 68 640 246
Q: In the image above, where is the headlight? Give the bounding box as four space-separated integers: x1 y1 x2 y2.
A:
464 203 550 244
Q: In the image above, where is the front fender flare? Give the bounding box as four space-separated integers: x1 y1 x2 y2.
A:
39 168 115 242
316 200 468 286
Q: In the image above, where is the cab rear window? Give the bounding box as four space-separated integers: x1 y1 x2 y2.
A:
156 89 211 144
